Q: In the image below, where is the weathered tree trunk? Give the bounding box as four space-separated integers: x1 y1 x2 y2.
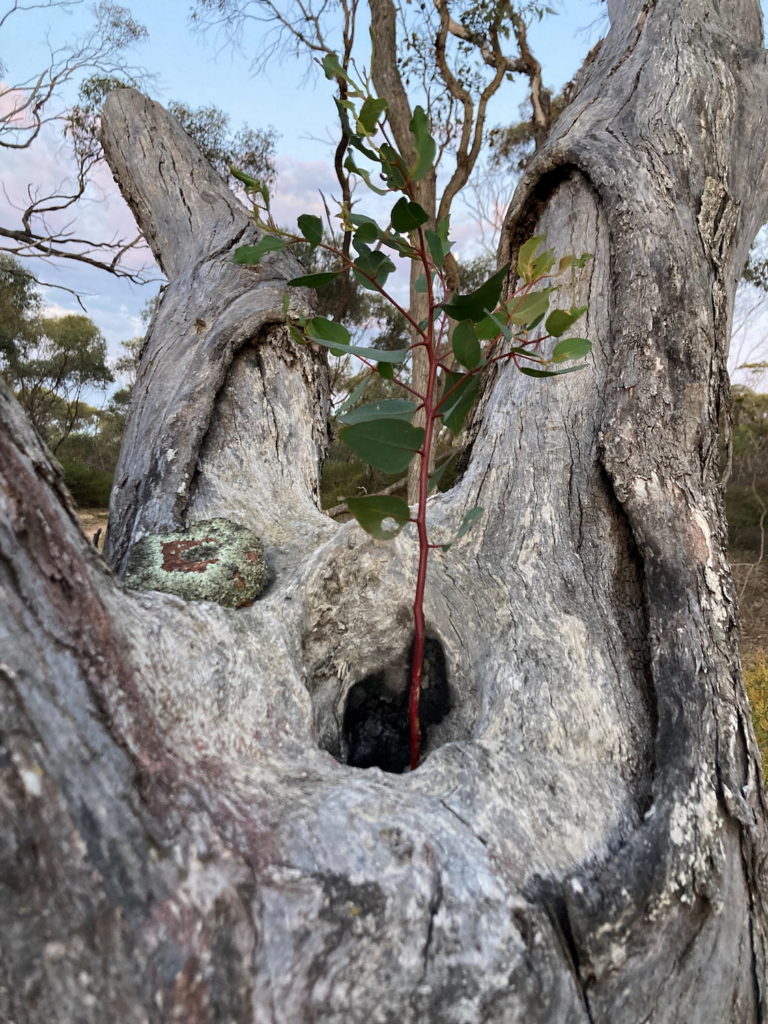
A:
2 1 767 1020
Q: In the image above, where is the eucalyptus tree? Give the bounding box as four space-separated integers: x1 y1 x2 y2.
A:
1 2 768 1023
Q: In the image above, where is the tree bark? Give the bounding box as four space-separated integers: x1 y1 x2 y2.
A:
1 2 768 1021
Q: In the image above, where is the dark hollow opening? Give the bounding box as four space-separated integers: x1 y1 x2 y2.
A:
343 637 451 773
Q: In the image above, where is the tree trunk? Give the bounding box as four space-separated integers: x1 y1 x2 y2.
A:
2 2 768 1021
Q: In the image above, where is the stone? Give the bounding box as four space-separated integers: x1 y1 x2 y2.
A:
123 518 268 608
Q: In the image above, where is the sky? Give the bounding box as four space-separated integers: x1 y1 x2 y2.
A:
2 0 767 389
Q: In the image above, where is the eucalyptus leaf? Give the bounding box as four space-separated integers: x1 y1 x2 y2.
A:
545 306 587 338
340 398 417 426
358 96 388 134
335 375 371 416
233 236 287 265
340 418 424 474
456 506 483 539
353 248 396 291
346 495 411 540
305 316 350 347
344 155 388 195
297 214 323 245
452 320 482 370
409 105 436 182
379 143 408 190
551 337 592 363
441 264 510 323
519 364 585 378
507 288 552 326
287 272 339 289
321 53 354 84
391 197 429 233
516 235 546 282
438 371 481 434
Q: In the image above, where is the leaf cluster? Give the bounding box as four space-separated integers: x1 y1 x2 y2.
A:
231 57 593 544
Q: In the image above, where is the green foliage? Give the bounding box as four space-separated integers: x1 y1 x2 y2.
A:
59 459 114 508
0 262 114 453
744 650 768 782
346 495 411 539
233 56 593 769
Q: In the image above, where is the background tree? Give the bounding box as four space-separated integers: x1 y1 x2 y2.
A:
0 292 113 452
2 2 768 1022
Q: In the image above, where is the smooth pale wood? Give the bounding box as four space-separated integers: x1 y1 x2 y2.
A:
1 3 767 1021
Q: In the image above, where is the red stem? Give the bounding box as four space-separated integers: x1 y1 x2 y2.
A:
408 226 439 771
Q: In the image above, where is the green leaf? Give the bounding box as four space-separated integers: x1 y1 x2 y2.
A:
438 371 481 434
519 364 584 378
340 398 417 426
551 337 592 363
379 143 408 190
336 375 371 416
230 167 267 197
545 306 587 338
380 233 417 258
475 315 500 341
308 334 408 362
344 154 389 195
530 248 557 279
357 96 388 134
340 418 424 474
456 506 483 540
321 53 354 84
350 213 379 229
517 235 546 283
557 252 593 274
377 361 394 379
414 274 430 293
391 197 429 233
353 222 380 250
305 316 350 348
346 495 411 540
440 505 484 551
288 323 308 347
409 105 436 182
424 219 451 269
428 451 460 492
507 288 552 326
287 272 339 289
353 247 396 291
452 320 482 370
233 236 287 265
441 264 510 323
297 214 323 245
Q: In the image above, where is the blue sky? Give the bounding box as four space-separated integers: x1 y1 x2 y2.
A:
2 0 764 379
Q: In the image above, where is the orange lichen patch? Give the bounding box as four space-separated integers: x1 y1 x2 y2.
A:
160 537 219 573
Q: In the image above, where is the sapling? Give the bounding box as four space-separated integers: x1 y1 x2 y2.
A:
233 56 592 771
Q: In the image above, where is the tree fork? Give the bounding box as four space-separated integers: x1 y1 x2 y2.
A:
1 2 767 1021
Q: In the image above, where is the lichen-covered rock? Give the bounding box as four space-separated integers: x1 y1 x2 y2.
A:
123 518 268 607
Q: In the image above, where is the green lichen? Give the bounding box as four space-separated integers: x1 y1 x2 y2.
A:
123 518 268 608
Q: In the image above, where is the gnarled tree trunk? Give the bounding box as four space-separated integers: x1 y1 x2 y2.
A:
1 1 767 1020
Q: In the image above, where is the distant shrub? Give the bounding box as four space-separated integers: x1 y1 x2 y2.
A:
726 484 768 551
60 459 113 508
744 649 768 782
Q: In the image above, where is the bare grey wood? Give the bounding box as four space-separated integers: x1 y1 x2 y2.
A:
100 90 333 578
1 3 767 1021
